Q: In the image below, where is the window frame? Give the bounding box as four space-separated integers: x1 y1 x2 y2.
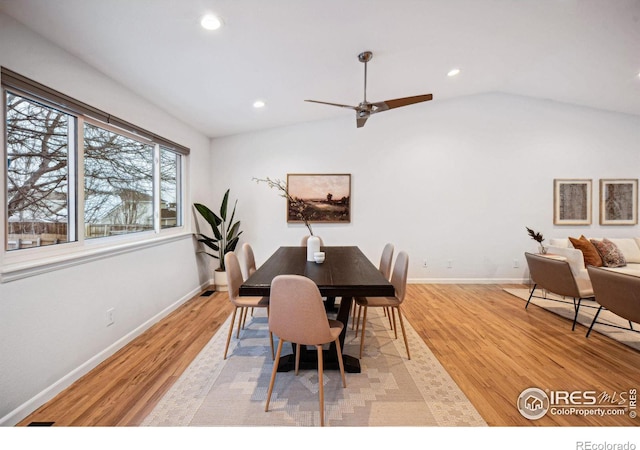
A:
1 69 189 282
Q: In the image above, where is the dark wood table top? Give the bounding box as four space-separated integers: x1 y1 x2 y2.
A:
239 246 394 298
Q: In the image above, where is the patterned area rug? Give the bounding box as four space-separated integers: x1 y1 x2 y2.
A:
504 288 640 352
142 307 486 427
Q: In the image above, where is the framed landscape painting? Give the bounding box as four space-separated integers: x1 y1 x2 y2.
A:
553 179 592 225
599 179 638 225
286 173 351 223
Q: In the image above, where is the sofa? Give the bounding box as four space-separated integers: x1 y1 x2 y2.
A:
546 237 640 282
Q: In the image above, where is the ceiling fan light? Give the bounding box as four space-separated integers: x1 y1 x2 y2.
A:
447 68 461 77
200 14 223 30
253 100 266 108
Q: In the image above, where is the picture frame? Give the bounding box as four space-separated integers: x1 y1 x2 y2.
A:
553 179 592 225
599 179 638 225
286 173 351 223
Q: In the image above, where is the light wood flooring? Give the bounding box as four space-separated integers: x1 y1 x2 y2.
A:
18 284 640 426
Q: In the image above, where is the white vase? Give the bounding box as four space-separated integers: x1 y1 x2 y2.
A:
214 269 228 291
306 235 321 262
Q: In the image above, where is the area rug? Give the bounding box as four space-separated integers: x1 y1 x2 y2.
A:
142 307 486 427
504 288 640 352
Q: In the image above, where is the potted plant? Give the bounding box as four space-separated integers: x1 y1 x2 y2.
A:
194 189 242 291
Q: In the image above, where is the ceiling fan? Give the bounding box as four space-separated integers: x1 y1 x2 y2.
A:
305 51 433 128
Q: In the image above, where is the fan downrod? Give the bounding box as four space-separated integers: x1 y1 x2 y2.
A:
358 51 372 63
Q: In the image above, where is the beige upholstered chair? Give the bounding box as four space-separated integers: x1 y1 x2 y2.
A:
353 243 394 331
586 266 640 337
240 242 258 327
524 252 595 331
355 250 410 360
223 252 274 360
242 242 257 277
265 274 346 427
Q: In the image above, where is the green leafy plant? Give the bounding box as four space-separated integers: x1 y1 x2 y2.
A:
194 189 242 271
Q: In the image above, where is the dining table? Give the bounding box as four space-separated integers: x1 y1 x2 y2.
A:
239 245 394 373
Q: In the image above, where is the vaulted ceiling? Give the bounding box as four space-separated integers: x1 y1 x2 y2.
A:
1 0 639 138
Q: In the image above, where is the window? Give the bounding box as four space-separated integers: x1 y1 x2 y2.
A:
6 94 76 249
3 68 188 254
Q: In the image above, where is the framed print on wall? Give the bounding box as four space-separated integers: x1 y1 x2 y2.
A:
553 179 592 225
599 179 638 225
286 173 351 223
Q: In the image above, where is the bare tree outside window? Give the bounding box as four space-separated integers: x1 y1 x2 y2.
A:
160 148 180 229
84 123 154 238
6 93 72 249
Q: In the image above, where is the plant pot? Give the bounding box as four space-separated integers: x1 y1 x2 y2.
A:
214 269 228 292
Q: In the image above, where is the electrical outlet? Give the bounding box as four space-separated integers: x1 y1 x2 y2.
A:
106 308 115 327
422 259 428 268
513 259 519 268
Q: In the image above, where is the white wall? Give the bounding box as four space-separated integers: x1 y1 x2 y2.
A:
0 13 212 424
211 93 640 282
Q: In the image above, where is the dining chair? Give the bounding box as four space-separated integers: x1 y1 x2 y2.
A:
353 243 394 331
355 250 410 360
223 251 274 360
524 252 595 331
241 242 258 327
265 274 347 427
242 242 257 277
585 266 640 338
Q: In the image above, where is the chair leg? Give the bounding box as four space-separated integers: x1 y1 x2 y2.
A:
359 306 368 358
396 306 411 360
316 344 324 427
265 339 284 412
335 338 347 388
386 307 394 331
586 306 603 338
351 301 358 329
236 307 244 338
391 308 398 339
241 307 248 329
223 307 238 360
572 298 582 331
525 284 537 309
295 343 301 375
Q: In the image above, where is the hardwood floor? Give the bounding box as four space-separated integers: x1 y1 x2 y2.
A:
18 284 640 427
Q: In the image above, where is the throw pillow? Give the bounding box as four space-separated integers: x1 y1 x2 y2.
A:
590 238 627 268
569 235 603 267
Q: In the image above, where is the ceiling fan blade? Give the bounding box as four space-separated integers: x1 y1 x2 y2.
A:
305 100 357 110
356 115 368 128
373 94 433 112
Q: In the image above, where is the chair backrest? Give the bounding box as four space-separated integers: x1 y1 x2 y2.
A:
224 251 243 303
587 266 640 324
300 235 325 246
390 251 409 303
269 274 335 345
242 243 257 277
524 252 582 298
379 243 394 280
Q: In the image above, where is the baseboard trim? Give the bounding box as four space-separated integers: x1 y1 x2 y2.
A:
408 277 528 284
0 281 211 427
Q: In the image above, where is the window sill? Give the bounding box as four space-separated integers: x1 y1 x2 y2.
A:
1 231 193 283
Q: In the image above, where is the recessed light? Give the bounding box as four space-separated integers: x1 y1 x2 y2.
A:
253 100 266 109
200 14 223 30
447 68 461 77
